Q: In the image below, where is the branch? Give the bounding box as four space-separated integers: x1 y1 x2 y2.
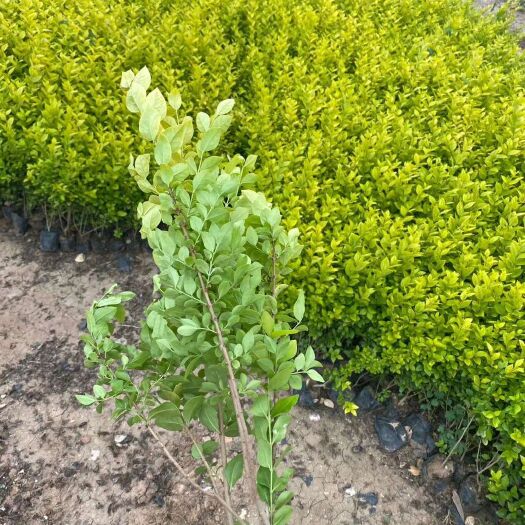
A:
147 425 244 523
443 415 475 466
178 217 269 525
477 453 501 476
184 424 221 497
218 403 234 525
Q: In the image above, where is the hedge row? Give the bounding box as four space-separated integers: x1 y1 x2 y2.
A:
1 0 524 520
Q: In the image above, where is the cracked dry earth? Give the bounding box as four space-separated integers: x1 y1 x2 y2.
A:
0 220 448 525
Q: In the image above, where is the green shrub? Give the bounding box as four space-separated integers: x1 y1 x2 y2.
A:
1 0 524 519
0 0 240 228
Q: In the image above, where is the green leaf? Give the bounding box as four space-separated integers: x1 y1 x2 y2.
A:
126 83 146 113
134 154 150 178
306 369 325 383
258 358 275 374
134 66 151 90
120 70 134 89
268 363 294 391
168 89 182 110
190 216 203 232
216 99 235 116
271 395 298 417
224 453 244 488
246 227 258 245
76 394 96 406
196 112 210 132
257 439 272 468
201 231 215 252
177 325 198 336
294 353 305 371
154 133 172 165
278 340 297 363
93 384 106 399
257 467 271 504
293 290 305 322
199 404 219 432
251 395 270 417
183 396 204 422
150 402 183 431
289 374 302 390
261 311 274 336
139 202 162 231
275 490 294 510
305 346 315 369
272 414 291 442
200 127 222 152
274 504 293 525
242 330 254 352
191 439 219 460
177 319 199 336
139 88 167 141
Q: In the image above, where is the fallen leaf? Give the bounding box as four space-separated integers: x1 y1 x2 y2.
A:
409 465 421 476
452 490 465 522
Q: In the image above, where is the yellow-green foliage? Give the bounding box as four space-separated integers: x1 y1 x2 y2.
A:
0 0 524 519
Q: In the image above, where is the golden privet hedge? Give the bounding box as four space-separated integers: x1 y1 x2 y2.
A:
0 0 524 519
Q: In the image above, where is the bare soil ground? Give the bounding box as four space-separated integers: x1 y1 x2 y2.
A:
1 221 454 524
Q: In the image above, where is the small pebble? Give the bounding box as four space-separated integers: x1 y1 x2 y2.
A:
344 486 357 497
80 436 91 445
90 449 100 461
75 253 85 263
301 474 313 487
309 413 321 422
114 434 132 446
358 492 379 506
323 399 335 409
153 494 165 507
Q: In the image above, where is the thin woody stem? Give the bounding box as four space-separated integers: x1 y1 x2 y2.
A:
443 415 475 466
184 425 221 497
196 257 268 525
147 425 244 523
178 217 269 525
218 403 234 525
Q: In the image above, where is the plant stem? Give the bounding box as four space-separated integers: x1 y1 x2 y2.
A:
443 415 475 465
178 218 269 525
198 265 268 525
218 403 234 525
147 425 244 523
477 453 501 476
266 393 274 523
184 425 221 497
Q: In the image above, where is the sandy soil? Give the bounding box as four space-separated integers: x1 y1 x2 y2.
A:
1 220 452 525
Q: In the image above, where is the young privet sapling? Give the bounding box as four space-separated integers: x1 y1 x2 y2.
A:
77 67 324 525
